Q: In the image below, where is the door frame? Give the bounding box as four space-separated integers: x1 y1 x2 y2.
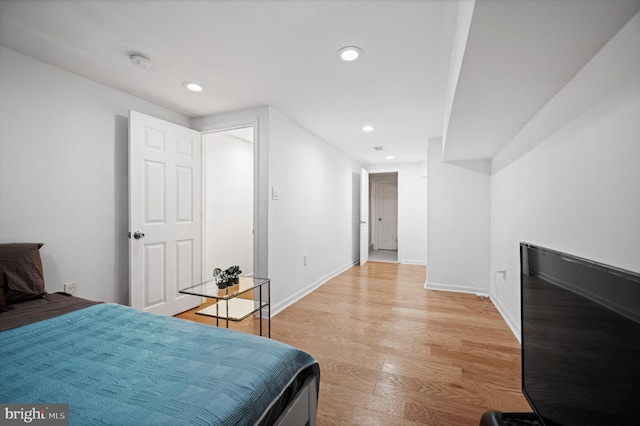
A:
368 170 401 257
202 127 255 278
196 114 268 281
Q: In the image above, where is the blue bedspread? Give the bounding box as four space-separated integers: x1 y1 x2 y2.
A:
0 303 318 425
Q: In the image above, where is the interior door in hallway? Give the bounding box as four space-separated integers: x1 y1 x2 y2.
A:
375 180 398 250
359 168 369 266
129 110 201 316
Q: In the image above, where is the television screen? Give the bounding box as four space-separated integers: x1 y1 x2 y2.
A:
520 243 640 426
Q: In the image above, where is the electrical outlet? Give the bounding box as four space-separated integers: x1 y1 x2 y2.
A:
64 282 77 295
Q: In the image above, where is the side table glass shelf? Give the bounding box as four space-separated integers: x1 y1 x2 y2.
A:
180 276 270 337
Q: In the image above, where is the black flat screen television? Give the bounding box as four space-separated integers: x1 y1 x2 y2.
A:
520 243 640 426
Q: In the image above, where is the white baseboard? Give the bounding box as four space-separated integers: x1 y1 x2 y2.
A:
423 281 489 295
490 295 521 342
399 259 426 265
270 259 358 317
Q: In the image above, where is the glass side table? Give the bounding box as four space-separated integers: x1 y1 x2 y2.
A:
180 276 270 337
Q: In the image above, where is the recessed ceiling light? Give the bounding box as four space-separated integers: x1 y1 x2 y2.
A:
337 46 363 62
362 125 375 132
183 82 204 92
386 156 394 160
129 54 152 69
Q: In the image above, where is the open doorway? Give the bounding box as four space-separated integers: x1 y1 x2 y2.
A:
202 127 254 279
369 172 398 263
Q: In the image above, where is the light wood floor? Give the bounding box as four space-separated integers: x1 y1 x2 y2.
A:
176 262 530 425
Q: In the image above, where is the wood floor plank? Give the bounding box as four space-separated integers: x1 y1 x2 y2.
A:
176 262 530 425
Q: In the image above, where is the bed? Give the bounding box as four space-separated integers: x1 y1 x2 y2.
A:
0 243 319 426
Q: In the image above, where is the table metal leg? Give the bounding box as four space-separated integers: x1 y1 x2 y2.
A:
225 299 229 328
259 285 263 337
268 281 271 338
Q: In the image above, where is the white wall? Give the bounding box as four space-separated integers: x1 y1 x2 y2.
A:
195 106 362 314
0 46 362 314
203 131 253 278
426 138 491 293
490 12 640 338
268 107 362 314
367 163 427 265
0 47 190 304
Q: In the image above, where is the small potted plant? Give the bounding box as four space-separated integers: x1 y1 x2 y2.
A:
212 265 242 289
226 265 241 284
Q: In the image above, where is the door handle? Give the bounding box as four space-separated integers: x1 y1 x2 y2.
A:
129 231 145 239
359 220 367 224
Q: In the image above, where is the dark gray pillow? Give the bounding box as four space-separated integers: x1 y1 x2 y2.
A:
0 267 7 312
0 243 46 304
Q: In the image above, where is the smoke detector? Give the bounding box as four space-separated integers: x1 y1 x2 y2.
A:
129 54 152 69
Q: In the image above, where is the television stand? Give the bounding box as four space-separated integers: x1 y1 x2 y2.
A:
480 411 542 426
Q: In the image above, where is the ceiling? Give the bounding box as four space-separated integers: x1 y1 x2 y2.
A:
1 0 638 166
443 0 640 161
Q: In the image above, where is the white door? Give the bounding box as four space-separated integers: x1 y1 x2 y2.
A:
359 168 369 266
129 110 201 316
376 180 398 250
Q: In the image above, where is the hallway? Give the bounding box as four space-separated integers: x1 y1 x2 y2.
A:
368 247 397 263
